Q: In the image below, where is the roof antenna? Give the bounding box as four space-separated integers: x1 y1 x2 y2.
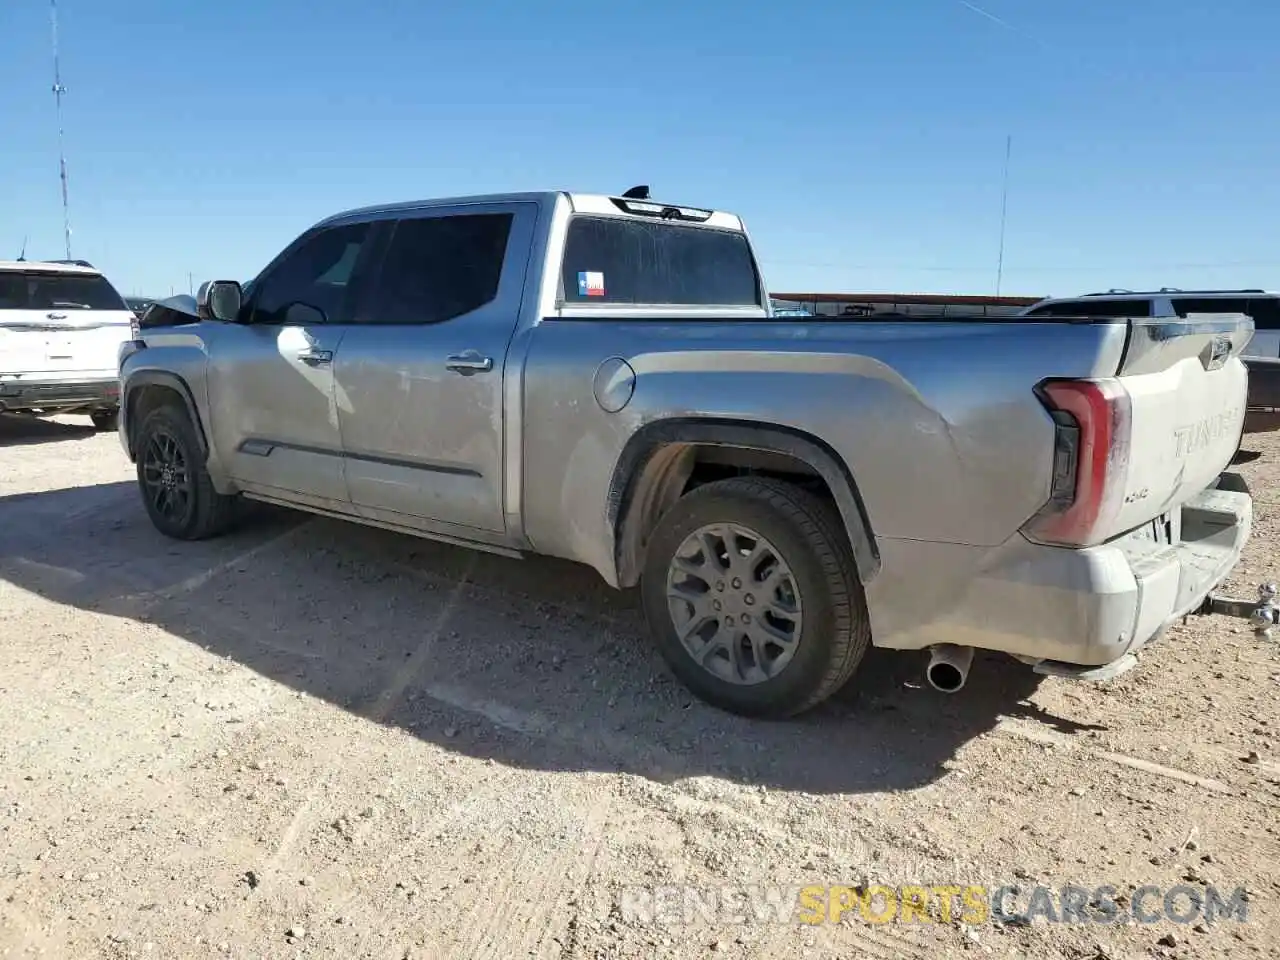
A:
17 235 27 261
622 184 650 200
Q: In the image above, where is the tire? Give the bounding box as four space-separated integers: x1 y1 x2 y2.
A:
640 476 871 718
135 405 238 540
90 409 119 432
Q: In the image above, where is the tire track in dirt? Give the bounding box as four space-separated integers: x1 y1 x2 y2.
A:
447 836 538 959
519 792 612 960
220 552 479 925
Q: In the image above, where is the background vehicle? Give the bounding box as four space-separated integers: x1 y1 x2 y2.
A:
1022 289 1280 432
0 259 134 430
116 191 1252 717
125 296 157 320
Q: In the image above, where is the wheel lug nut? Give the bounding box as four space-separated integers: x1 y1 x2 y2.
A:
731 577 742 589
712 600 722 611
742 613 751 623
744 594 755 606
716 582 725 592
724 616 735 626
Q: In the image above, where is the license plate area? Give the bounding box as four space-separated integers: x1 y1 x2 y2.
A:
45 336 77 361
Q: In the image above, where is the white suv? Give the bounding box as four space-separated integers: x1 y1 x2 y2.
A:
0 259 136 430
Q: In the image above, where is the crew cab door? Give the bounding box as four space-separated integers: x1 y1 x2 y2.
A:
206 220 380 509
332 202 535 535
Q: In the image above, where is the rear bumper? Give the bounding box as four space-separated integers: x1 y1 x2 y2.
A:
0 375 120 412
868 473 1252 672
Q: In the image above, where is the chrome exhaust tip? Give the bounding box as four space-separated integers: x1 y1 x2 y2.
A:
926 644 974 693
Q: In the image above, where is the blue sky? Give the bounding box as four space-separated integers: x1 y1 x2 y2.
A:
2 0 1277 299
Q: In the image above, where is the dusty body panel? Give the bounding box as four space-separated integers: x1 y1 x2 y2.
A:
518 316 1139 655
118 190 1253 687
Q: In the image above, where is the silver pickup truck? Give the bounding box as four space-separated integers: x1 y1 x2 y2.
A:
116 189 1254 717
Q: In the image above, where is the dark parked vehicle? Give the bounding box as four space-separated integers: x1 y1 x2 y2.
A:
1022 289 1280 431
125 296 157 320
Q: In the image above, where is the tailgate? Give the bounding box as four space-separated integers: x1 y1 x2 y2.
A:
1109 314 1251 535
0 309 134 377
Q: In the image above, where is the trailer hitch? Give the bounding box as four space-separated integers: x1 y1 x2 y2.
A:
1200 582 1280 638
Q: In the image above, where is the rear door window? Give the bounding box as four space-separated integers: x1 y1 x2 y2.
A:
363 213 514 325
0 272 129 311
560 217 760 307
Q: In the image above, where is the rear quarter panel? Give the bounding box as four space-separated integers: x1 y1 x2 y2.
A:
519 318 1127 584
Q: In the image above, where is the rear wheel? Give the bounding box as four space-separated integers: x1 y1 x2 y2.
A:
640 476 870 718
136 405 238 540
90 409 119 432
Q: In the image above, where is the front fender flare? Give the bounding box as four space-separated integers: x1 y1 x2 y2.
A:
121 370 208 461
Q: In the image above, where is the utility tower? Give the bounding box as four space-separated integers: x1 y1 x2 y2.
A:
50 0 72 260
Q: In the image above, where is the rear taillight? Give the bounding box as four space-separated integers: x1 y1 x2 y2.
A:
1023 378 1132 547
130 316 140 338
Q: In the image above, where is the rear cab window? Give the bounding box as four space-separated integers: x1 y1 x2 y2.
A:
559 216 761 308
0 271 129 311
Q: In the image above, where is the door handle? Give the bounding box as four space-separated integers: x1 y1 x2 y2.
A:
445 352 494 374
46 312 67 321
298 348 333 367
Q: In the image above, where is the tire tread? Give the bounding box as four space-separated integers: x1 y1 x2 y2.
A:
645 475 871 717
137 405 237 540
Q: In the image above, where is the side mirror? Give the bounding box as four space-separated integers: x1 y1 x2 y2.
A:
196 280 244 322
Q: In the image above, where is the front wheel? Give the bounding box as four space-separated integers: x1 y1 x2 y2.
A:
135 406 238 540
640 477 870 718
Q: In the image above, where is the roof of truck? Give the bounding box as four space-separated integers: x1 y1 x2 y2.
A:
321 191 556 222
319 191 745 231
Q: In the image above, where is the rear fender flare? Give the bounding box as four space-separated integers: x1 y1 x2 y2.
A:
608 418 880 588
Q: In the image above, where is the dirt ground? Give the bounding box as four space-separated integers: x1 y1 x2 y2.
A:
2 413 1278 960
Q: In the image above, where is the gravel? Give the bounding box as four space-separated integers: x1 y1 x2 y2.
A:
1 413 1278 958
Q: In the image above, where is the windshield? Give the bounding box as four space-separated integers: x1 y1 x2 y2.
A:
0 271 130 311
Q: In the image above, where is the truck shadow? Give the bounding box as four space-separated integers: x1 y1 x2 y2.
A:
1 480 1080 797
0 413 96 446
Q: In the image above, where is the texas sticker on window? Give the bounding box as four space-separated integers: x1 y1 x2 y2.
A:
577 271 606 297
